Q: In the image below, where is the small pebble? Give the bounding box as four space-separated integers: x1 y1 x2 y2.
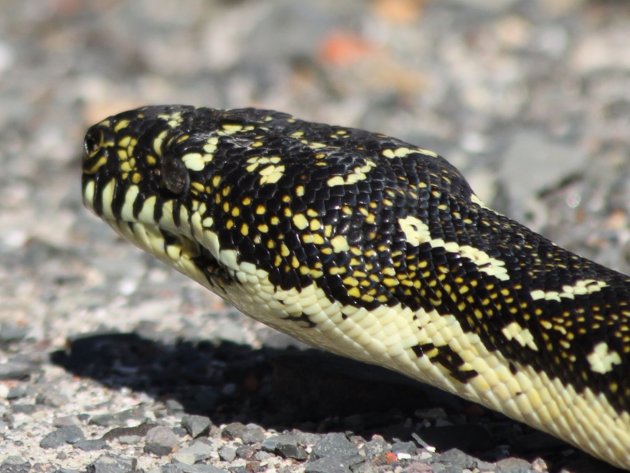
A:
392 441 417 455
495 457 537 473
10 403 36 414
1 456 30 472
240 423 265 444
221 422 246 440
6 385 29 400
305 456 355 473
181 414 211 438
53 415 82 427
0 322 29 344
218 445 237 462
74 438 108 451
261 433 308 460
36 389 70 407
40 426 85 449
311 432 359 460
88 454 137 473
144 426 180 456
165 399 185 413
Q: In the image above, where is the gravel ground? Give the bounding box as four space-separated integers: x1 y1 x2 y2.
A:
1 1 629 472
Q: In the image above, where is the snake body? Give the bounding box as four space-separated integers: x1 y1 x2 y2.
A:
81 105 629 469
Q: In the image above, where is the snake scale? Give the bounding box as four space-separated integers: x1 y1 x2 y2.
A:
81 105 629 469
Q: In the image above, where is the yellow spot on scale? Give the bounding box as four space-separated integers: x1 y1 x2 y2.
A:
259 164 285 185
530 280 608 302
221 123 243 134
152 130 169 154
470 194 492 211
84 156 108 175
382 147 438 159
203 136 219 154
158 111 183 129
292 214 309 230
587 342 622 374
330 235 349 253
398 215 509 281
501 321 538 351
114 119 130 132
182 152 213 171
326 160 376 187
118 135 132 147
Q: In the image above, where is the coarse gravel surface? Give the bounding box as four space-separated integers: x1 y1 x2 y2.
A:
0 1 629 473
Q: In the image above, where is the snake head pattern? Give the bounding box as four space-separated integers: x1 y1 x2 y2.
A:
82 105 630 469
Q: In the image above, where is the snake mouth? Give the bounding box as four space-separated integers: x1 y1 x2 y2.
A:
82 175 232 292
102 216 234 294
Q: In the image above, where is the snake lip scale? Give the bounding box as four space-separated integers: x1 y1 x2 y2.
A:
81 104 629 470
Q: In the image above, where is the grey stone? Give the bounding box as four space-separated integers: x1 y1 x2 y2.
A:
40 426 85 448
235 444 256 460
0 456 30 473
221 421 246 440
0 361 36 380
305 457 354 473
499 130 588 226
261 433 308 460
181 414 211 438
10 403 36 414
174 440 215 463
89 407 145 427
36 389 69 407
0 323 28 344
241 423 265 444
6 385 29 400
171 452 196 465
362 436 390 458
86 454 137 473
74 439 108 451
53 415 81 427
311 432 358 460
254 450 275 461
495 457 536 473
391 441 417 455
431 448 477 470
101 422 158 441
144 426 180 456
161 466 185 473
165 398 185 413
173 464 228 473
218 445 237 462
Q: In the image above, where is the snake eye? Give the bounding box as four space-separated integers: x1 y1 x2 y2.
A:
160 154 190 196
84 130 101 156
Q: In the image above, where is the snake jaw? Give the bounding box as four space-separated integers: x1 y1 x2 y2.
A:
82 172 234 295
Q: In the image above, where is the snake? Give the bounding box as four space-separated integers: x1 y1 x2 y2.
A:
81 105 629 469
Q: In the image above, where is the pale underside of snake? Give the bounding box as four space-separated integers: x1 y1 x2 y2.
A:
81 105 629 469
